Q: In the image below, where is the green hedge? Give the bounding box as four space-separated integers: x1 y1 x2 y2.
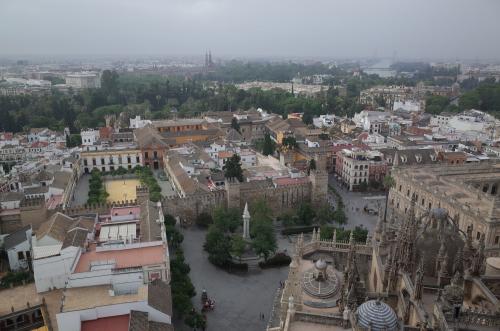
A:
259 253 291 269
281 225 318 235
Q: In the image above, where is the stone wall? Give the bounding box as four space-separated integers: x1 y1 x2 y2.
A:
20 197 48 231
161 178 320 223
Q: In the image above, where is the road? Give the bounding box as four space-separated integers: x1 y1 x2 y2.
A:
328 175 384 233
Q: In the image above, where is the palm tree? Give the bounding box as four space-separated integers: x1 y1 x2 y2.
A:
382 175 395 222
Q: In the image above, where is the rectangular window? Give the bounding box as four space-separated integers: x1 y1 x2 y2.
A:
127 156 131 163
495 236 499 244
476 232 481 240
83 159 88 166
154 151 158 158
17 251 24 260
136 156 140 163
145 152 149 159
92 158 96 165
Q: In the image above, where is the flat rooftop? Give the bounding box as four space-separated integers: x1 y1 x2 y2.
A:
62 284 147 312
394 163 500 219
0 283 63 331
74 243 165 273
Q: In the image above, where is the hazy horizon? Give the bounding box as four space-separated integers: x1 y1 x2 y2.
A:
1 0 500 60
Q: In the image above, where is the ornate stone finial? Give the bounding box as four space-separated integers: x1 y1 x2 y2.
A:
452 247 464 276
333 229 337 243
380 221 388 245
317 227 321 241
470 233 486 276
349 230 355 244
375 206 383 236
451 269 464 287
440 253 449 276
413 258 425 300
312 228 317 243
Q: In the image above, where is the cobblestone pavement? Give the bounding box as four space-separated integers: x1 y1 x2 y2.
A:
175 227 290 331
328 175 384 232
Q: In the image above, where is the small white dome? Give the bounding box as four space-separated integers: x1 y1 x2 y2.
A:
315 259 327 270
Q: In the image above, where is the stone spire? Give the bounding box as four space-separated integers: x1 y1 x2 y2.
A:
452 246 464 276
384 246 394 287
393 151 400 167
463 226 474 263
385 243 399 292
435 239 446 276
380 220 388 246
242 202 250 240
396 195 418 274
413 258 424 300
374 205 384 239
346 230 356 271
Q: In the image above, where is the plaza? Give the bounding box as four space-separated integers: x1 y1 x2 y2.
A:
175 226 290 331
104 178 141 202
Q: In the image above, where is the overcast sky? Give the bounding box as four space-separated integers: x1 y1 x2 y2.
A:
1 0 499 60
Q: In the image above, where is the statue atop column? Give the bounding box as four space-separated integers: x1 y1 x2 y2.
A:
242 202 250 240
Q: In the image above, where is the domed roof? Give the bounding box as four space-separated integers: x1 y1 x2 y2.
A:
315 259 327 270
357 300 398 331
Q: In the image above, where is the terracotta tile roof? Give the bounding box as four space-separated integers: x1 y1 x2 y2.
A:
36 212 76 241
218 151 234 159
111 206 141 217
99 127 113 139
62 227 88 249
51 171 72 189
36 213 95 244
225 128 243 141
135 126 168 149
35 169 53 182
139 200 163 243
273 177 310 186
129 311 148 331
74 243 165 273
4 225 30 250
148 279 172 316
81 314 130 331
149 321 173 331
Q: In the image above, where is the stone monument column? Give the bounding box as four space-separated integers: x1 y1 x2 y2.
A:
243 202 250 240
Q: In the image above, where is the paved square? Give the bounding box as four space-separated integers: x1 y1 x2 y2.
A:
175 227 290 331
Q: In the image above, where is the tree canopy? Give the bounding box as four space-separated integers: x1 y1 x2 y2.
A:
223 154 244 182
